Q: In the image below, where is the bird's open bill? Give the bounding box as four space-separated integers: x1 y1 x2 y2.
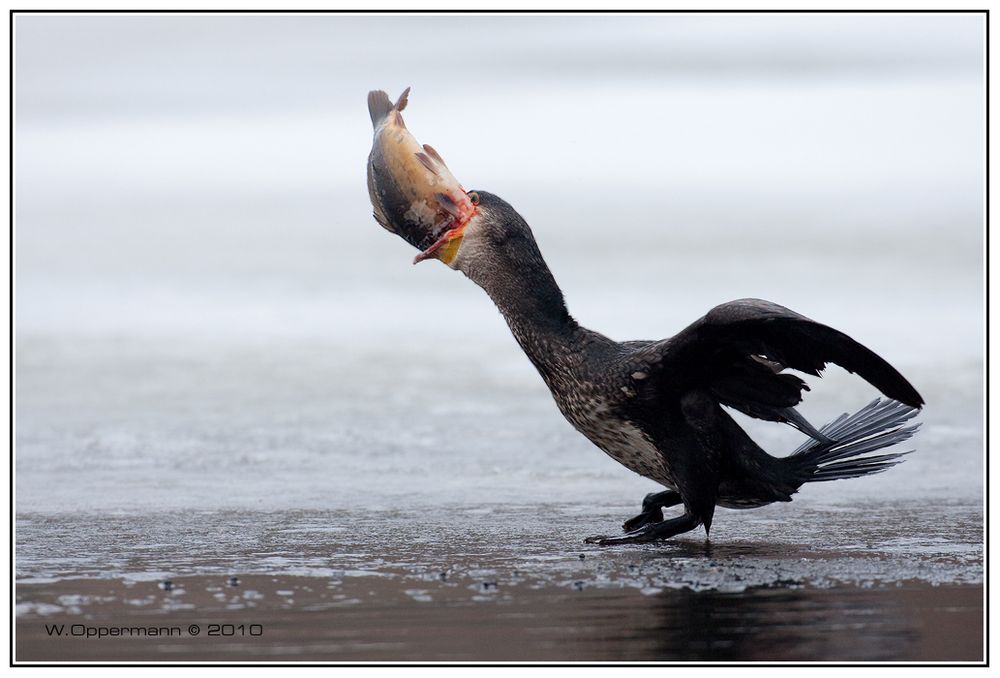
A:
366 87 478 266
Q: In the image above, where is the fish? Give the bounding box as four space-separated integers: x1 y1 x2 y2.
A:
366 87 479 264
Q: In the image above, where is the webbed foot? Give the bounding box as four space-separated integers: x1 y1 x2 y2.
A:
585 512 701 546
585 528 659 546
621 490 681 533
622 507 664 532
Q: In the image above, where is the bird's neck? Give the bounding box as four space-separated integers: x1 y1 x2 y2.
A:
463 253 583 379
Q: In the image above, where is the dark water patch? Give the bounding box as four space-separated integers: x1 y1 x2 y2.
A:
14 574 982 662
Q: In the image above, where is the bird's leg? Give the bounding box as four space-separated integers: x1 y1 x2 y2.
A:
586 512 701 546
622 490 682 532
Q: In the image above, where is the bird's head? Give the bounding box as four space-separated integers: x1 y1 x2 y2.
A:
433 189 570 330
366 88 558 310
432 190 546 278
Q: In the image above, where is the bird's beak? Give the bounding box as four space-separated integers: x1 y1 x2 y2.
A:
412 220 468 265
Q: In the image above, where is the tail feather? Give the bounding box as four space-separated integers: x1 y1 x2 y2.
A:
811 451 910 481
787 398 921 483
810 398 907 448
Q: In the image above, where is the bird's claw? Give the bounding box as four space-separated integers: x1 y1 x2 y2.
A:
622 507 664 532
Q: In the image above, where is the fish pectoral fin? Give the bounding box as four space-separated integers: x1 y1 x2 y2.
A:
415 152 438 175
422 144 445 165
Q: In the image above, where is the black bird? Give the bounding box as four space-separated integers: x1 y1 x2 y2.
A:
366 89 924 545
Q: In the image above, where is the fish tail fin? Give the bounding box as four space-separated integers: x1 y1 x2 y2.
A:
394 87 410 112
367 90 393 127
368 87 410 127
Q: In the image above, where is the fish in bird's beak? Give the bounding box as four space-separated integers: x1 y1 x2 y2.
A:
366 87 478 265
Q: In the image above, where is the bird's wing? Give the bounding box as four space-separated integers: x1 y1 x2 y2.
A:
629 299 924 423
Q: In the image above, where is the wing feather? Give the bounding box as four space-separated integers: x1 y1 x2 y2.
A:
632 298 923 412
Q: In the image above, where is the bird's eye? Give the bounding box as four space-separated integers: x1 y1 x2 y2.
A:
468 191 480 206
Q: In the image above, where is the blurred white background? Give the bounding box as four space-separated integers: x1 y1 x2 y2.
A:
14 13 984 512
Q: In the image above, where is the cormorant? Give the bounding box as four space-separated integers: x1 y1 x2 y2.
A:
366 88 923 545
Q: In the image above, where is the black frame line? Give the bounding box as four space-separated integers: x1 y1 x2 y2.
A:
7 6 990 669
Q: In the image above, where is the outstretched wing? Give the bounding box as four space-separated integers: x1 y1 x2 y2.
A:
629 298 924 424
